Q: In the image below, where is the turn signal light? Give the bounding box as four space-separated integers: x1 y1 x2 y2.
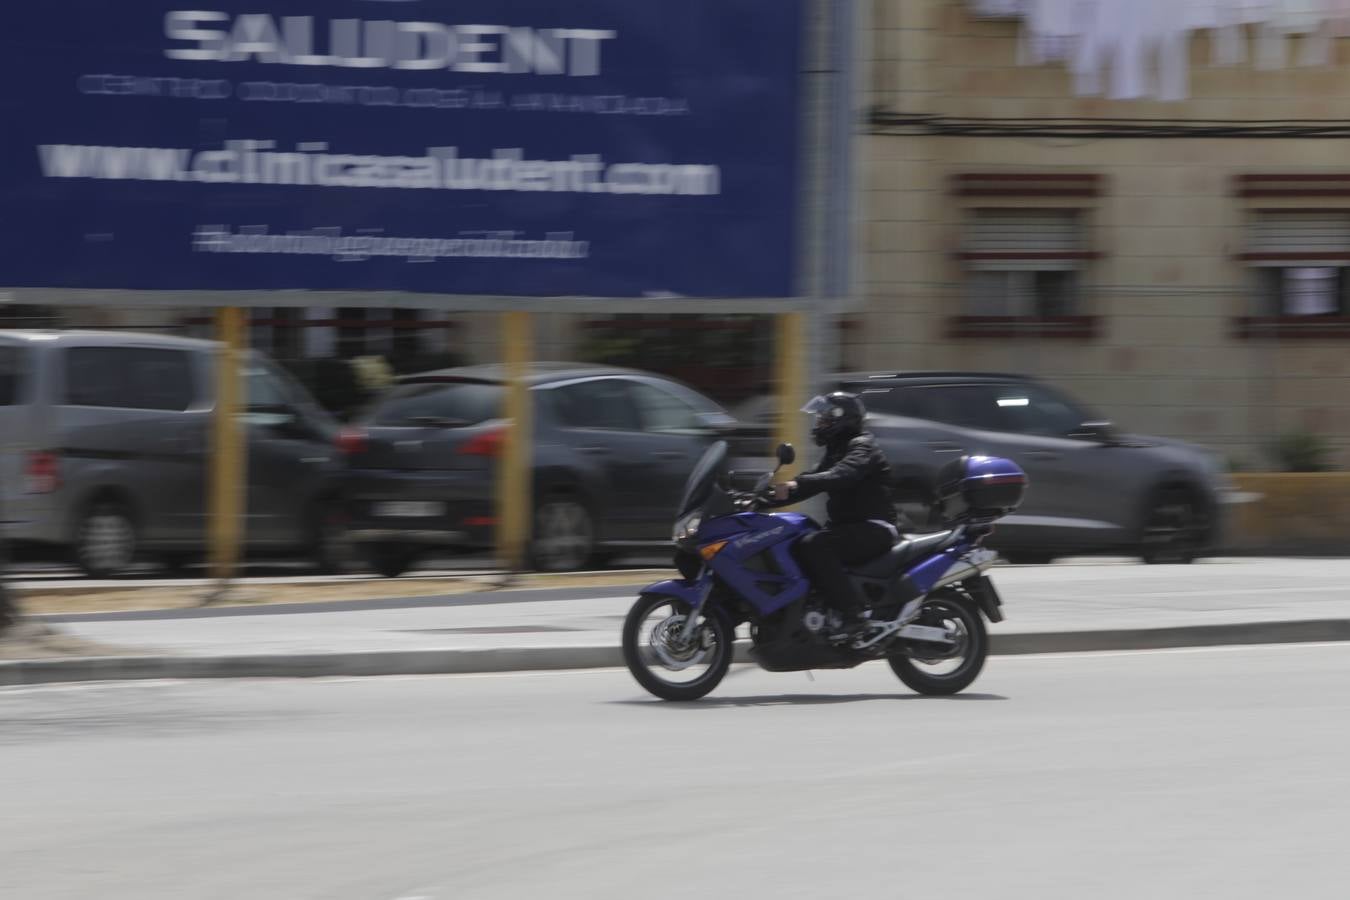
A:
699 541 729 561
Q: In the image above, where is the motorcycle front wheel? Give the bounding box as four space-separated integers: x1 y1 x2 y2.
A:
622 593 734 702
888 592 988 696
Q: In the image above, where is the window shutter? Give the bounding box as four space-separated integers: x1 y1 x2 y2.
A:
962 209 1083 271
1246 212 1350 266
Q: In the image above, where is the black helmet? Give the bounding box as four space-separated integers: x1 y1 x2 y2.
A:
803 392 865 446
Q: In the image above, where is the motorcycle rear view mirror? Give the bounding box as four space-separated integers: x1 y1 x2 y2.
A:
776 443 795 467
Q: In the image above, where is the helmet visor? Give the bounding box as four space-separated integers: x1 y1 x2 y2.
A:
800 395 831 415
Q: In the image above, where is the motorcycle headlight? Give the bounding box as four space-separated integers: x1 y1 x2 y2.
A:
672 511 703 543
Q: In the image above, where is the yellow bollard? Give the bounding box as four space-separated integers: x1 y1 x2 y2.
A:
497 311 534 573
774 311 807 480
208 307 248 593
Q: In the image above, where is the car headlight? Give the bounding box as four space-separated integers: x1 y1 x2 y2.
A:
672 511 703 543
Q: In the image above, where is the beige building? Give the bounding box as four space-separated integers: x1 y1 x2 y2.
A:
848 1 1350 470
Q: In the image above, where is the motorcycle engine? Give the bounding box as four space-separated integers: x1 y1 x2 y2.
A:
802 608 843 635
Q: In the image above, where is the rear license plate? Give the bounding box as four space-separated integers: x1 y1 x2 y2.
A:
373 501 445 518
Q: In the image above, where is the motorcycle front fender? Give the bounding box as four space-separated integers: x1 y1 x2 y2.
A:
638 578 706 607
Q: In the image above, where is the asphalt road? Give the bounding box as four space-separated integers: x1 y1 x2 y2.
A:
4 644 1350 899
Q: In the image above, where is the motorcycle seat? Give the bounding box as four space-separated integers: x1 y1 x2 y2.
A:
848 530 958 579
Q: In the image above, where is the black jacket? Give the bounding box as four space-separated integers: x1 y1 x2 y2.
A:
791 431 896 526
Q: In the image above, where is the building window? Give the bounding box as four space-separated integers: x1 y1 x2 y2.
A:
1257 267 1348 317
952 208 1098 338
966 269 1079 318
1235 210 1350 338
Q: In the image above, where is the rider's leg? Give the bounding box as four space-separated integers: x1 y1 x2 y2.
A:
797 523 893 625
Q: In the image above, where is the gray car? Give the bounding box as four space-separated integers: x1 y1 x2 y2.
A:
0 330 344 577
830 372 1241 563
341 363 748 575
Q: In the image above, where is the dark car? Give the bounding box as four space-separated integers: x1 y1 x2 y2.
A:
830 372 1242 564
339 363 747 574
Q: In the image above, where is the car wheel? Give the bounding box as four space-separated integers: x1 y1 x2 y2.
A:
530 498 595 572
1140 487 1208 565
366 543 416 578
74 501 138 579
309 501 351 575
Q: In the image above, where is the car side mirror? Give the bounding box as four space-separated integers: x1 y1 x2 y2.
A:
1069 421 1118 445
776 443 796 466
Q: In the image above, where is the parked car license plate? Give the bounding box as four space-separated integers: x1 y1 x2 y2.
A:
373 501 445 518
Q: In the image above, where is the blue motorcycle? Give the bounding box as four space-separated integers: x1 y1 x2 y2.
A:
622 441 1027 701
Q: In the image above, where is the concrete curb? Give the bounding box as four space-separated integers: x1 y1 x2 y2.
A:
992 619 1350 654
4 619 1350 686
13 569 674 597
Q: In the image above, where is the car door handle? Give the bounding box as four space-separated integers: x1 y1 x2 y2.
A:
923 441 965 453
653 450 684 460
1026 450 1061 460
578 446 610 456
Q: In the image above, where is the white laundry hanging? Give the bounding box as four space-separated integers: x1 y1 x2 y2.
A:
971 0 1350 100
1185 0 1221 30
1293 0 1345 64
1105 0 1153 99
1207 0 1271 65
1019 0 1078 64
1079 0 1184 100
1070 0 1107 94
1257 0 1330 69
1156 0 1194 100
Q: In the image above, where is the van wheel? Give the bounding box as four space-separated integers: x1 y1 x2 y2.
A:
74 502 138 578
309 501 350 575
366 543 416 578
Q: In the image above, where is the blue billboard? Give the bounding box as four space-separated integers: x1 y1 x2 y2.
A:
0 1 803 299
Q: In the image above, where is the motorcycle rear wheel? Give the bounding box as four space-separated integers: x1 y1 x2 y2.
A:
622 593 734 702
888 593 988 696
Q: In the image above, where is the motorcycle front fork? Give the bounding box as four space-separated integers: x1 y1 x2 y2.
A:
678 567 715 644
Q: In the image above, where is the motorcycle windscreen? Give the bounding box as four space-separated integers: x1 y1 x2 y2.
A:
676 440 728 518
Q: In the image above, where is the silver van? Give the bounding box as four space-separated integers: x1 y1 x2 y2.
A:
0 330 345 577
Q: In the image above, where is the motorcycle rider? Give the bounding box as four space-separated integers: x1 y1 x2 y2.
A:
772 391 897 638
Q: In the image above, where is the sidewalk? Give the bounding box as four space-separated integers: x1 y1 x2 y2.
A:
3 558 1350 685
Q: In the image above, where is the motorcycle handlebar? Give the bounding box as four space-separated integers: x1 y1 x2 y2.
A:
732 488 776 512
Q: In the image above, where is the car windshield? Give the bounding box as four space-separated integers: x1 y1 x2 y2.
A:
677 441 728 518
